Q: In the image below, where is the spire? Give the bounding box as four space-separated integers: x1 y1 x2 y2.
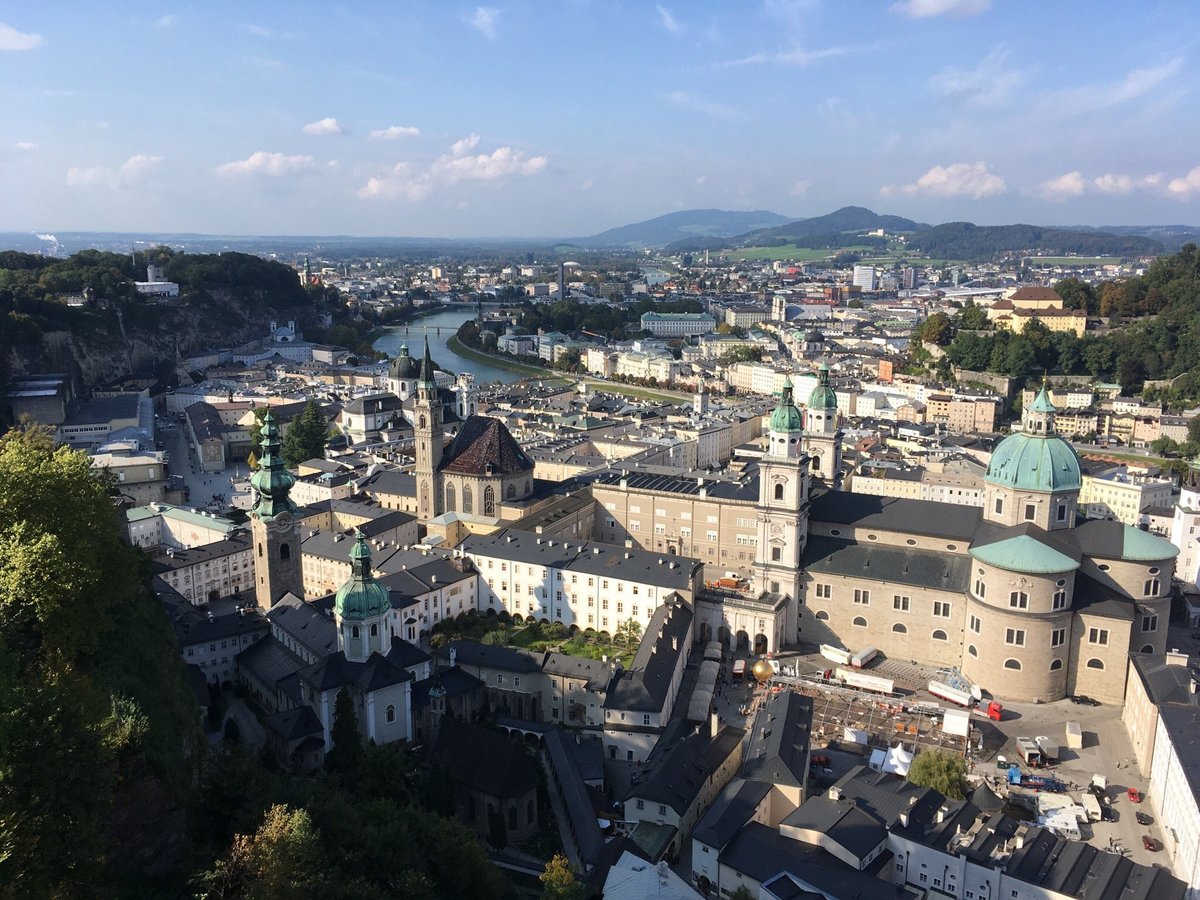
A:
249 411 296 520
769 375 804 434
419 333 435 386
334 528 390 622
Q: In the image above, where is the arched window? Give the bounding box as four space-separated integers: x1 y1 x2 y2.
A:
506 483 516 499
1004 658 1022 670
892 623 907 633
445 483 456 512
483 485 495 517
932 629 948 641
1086 658 1105 670
774 483 784 501
1140 644 1154 653
1050 659 1063 671
463 484 473 514
852 616 867 627
419 415 426 429
386 704 395 723
815 610 830 621
968 644 978 657
258 542 264 558
352 625 359 639
370 623 378 637
508 806 518 830
280 543 290 560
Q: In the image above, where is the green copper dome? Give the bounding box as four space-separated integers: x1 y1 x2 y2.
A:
250 410 296 520
335 531 391 621
770 377 805 433
807 363 837 412
986 384 1082 493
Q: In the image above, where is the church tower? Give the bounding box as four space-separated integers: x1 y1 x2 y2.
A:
804 363 843 487
414 336 443 521
754 377 811 603
250 411 303 610
334 531 393 662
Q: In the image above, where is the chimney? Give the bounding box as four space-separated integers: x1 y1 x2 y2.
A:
672 636 678 651
1166 648 1189 667
711 711 720 737
593 547 600 555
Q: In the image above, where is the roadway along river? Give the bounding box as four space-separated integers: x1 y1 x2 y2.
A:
372 306 526 385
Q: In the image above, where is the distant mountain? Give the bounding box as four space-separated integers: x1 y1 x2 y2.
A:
736 206 925 246
576 209 794 248
906 223 1163 259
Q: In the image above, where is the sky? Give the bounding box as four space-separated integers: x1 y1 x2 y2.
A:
2 0 1200 238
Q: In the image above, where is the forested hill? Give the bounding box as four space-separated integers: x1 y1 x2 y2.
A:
576 208 793 248
0 247 338 397
905 223 1163 259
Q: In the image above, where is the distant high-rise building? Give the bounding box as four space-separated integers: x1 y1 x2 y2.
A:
852 265 876 292
902 267 917 290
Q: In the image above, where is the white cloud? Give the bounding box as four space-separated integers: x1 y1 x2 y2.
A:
890 0 990 18
656 5 682 34
928 46 1023 106
216 151 316 177
466 6 500 40
303 117 344 136
790 179 811 197
664 90 739 119
881 161 1006 199
0 22 44 51
1092 173 1134 195
1039 171 1085 201
719 42 876 69
1042 57 1183 117
357 136 547 201
1168 167 1200 199
154 15 176 28
580 178 594 191
15 141 37 151
66 154 163 189
370 125 420 140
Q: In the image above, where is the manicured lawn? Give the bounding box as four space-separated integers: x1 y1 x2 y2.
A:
726 244 837 262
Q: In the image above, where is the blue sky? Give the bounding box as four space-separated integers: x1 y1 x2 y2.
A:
2 1 1199 237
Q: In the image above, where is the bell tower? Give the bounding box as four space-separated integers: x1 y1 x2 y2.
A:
804 363 843 487
414 336 443 521
754 376 811 604
250 411 303 610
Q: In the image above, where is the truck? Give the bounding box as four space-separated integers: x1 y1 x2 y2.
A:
1016 737 1045 768
1080 793 1102 823
732 659 746 684
836 667 895 695
1036 736 1060 762
1065 721 1083 750
820 644 853 666
929 680 974 707
850 646 878 669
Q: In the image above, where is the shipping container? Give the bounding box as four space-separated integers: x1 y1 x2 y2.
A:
929 680 974 707
850 646 878 669
1065 721 1083 750
820 644 853 666
835 667 895 694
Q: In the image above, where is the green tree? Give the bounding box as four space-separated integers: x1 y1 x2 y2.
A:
615 618 643 651
198 804 328 900
957 301 989 331
907 750 968 799
917 312 953 346
1152 436 1179 456
1054 277 1098 314
325 687 363 776
540 852 583 900
282 400 328 468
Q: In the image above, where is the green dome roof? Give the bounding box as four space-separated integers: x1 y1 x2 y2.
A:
985 432 1082 493
970 534 1081 574
335 532 391 621
808 363 837 412
770 377 805 433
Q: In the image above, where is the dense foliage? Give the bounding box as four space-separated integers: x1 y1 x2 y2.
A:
907 750 968 800
906 223 1162 260
282 400 330 468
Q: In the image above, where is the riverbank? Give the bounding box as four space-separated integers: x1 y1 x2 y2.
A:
363 303 452 344
446 335 558 377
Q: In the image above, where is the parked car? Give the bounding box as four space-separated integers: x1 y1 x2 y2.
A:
1128 788 1144 803
1136 811 1153 826
1143 836 1161 852
1071 695 1101 707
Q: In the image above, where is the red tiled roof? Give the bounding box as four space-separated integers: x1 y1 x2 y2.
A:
439 415 534 476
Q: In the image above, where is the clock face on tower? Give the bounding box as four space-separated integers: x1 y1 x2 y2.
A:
274 512 293 527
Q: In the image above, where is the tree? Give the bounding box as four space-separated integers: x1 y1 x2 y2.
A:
614 618 643 651
917 312 953 346
197 804 328 900
958 301 989 331
325 687 363 776
907 750 968 799
847 298 864 309
1152 436 1180 456
282 400 328 468
540 853 583 900
1054 277 1097 314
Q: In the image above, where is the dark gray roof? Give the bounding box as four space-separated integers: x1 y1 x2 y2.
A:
1072 573 1135 620
828 766 943 830
298 649 414 694
1130 654 1200 706
541 652 618 691
64 393 140 425
693 778 772 850
267 594 338 660
360 469 416 498
410 667 483 711
149 535 250 572
605 598 693 713
803 536 971 593
432 716 537 798
781 796 887 861
809 491 982 541
236 635 306 687
435 639 542 674
628 723 744 816
544 729 606 866
265 705 323 741
742 692 813 789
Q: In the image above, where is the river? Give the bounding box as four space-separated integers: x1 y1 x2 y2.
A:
371 306 526 384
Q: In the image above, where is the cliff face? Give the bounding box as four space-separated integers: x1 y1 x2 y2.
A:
8 289 299 388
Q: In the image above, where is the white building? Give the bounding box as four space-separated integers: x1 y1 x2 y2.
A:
852 265 877 292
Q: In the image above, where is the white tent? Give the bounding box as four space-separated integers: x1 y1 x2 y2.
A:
869 743 914 776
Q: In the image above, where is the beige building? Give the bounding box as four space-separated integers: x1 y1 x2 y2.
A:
150 535 255 605
989 287 1087 337
90 444 169 505
1079 468 1174 525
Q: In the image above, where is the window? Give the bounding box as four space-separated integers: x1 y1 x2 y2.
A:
852 616 868 627
893 595 910 612
1051 628 1065 648
774 483 784 501
892 623 907 633
932 629 948 641
1088 628 1109 645
973 579 986 598
506 483 515 499
994 497 1003 515
933 601 951 618
636 799 644 810
1057 504 1068 522
1052 590 1067 610
1050 659 1063 671
1144 578 1160 597
1009 591 1028 609
445 483 456 512
815 610 829 620
815 583 832 599
1024 503 1036 521
968 644 978 657
1086 658 1105 670
483 486 495 517
969 615 981 634
658 804 667 816
1004 658 1022 670
853 589 870 605
643 713 651 725
280 543 290 560
370 623 378 637
351 626 359 639
462 484 473 514
772 547 781 561
1005 628 1025 646
1142 614 1158 632
497 673 505 684
386 705 395 723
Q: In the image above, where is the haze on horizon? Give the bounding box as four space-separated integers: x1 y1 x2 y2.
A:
2 0 1199 239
